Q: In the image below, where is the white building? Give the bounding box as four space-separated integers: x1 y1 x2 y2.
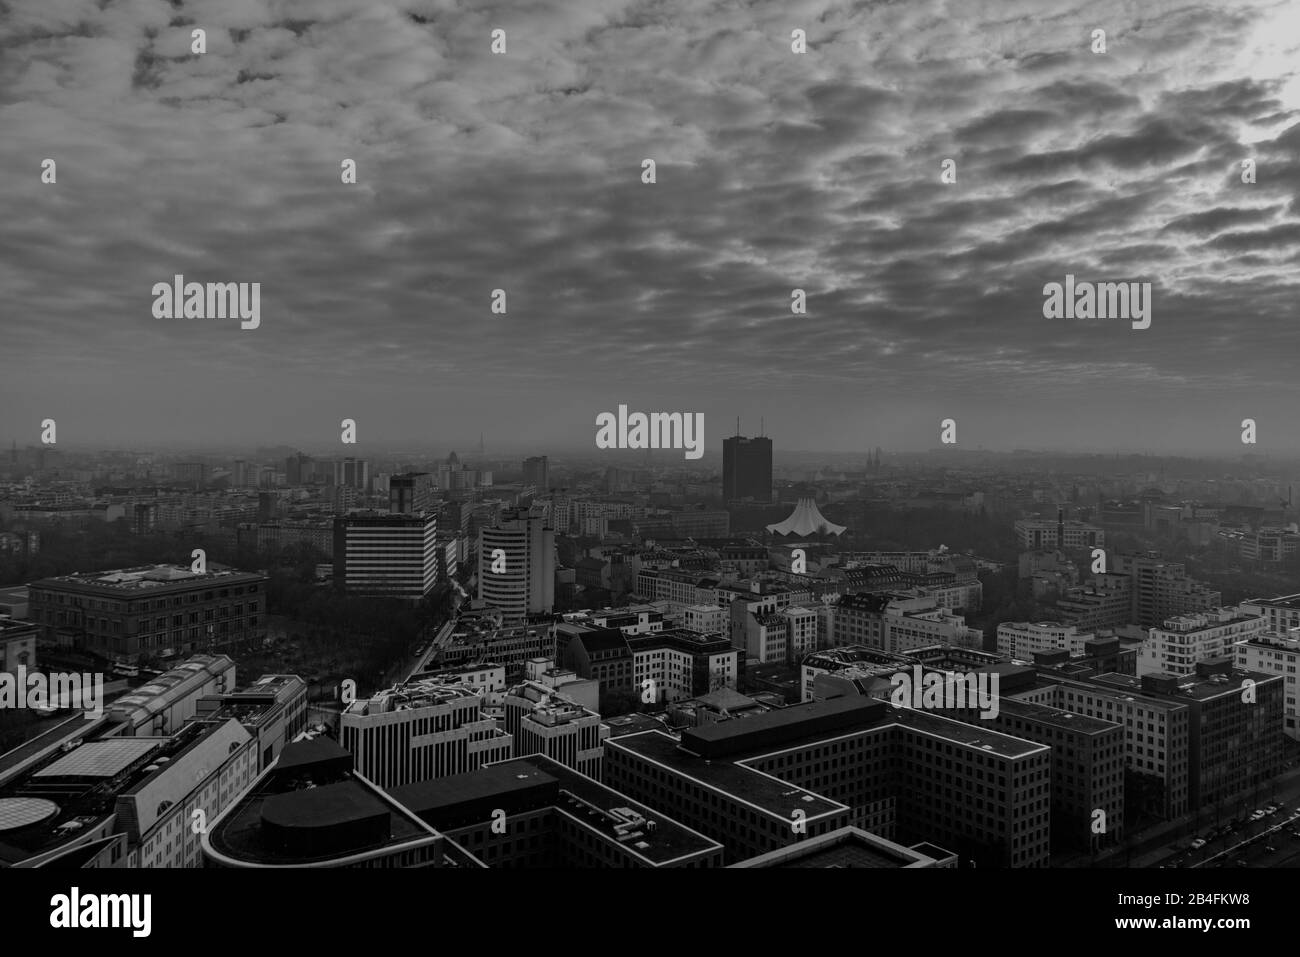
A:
1014 519 1104 550
339 679 512 788
1138 608 1267 677
997 621 1095 660
478 509 555 621
1234 631 1300 739
503 681 607 778
782 605 819 665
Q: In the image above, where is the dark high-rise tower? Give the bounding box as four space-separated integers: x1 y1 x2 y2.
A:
723 433 773 503
522 455 549 491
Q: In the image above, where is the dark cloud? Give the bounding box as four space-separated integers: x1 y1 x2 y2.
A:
2 0 1300 453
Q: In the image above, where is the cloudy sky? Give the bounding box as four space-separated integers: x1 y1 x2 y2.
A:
3 0 1300 455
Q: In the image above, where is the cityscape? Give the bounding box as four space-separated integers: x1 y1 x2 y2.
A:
2 0 1298 933
2 439 1300 874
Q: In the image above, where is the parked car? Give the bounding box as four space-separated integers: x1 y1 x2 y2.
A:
1190 838 1207 850
1250 810 1267 821
1265 845 1277 853
1234 859 1248 867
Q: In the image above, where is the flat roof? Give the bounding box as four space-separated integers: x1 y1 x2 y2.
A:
988 697 1119 735
33 739 160 779
608 731 849 822
730 826 942 868
392 756 723 866
205 740 438 866
30 564 264 593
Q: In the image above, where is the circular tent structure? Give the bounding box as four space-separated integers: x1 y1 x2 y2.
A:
766 498 847 537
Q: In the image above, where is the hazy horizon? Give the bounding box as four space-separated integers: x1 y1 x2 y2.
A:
5 0 1300 454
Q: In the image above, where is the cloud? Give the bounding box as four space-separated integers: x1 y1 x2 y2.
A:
2 0 1300 451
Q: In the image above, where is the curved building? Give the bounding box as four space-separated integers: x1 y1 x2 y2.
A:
478 509 554 621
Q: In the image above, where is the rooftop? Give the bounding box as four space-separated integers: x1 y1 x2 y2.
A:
731 826 951 868
30 564 264 593
205 738 440 866
608 730 849 822
391 756 722 866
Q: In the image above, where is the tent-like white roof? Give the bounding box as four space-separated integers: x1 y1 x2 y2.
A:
766 498 847 537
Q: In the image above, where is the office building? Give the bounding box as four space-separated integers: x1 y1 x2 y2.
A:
1138 608 1267 677
1234 631 1300 739
478 509 555 620
1055 574 1133 632
0 716 257 869
389 472 436 515
339 678 512 789
202 738 452 868
722 434 773 503
522 456 549 492
193 673 310 771
625 628 739 702
1238 593 1300 637
605 695 1052 867
389 756 724 867
1111 552 1221 629
732 826 957 868
334 457 370 492
997 621 1096 660
333 511 438 602
27 565 266 664
503 682 607 778
434 618 553 683
1014 520 1104 550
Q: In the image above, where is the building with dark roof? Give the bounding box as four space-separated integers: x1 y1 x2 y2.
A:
604 694 1051 867
201 738 454 868
731 825 957 868
389 755 723 867
27 564 267 664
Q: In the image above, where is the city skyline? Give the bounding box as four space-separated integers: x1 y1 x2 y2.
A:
5 0 1300 452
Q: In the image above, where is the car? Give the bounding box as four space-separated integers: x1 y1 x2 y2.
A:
1266 805 1280 815
1250 810 1267 821
1265 845 1277 853
1190 838 1208 850
1234 859 1248 867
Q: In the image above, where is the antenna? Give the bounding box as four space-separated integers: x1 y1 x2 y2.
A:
760 417 764 437
736 416 740 437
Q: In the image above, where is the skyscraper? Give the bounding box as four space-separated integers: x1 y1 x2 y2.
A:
333 511 438 602
336 457 370 492
723 434 773 503
522 455 549 491
389 472 436 515
479 508 555 620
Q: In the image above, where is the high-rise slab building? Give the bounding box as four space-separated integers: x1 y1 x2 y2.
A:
478 508 555 620
389 472 436 515
285 452 314 486
522 455 549 491
722 434 772 503
333 511 438 602
335 457 370 492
